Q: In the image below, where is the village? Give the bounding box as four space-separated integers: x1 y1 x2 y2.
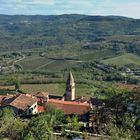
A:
0 10 140 139
1 71 139 140
0 72 109 139
0 72 104 123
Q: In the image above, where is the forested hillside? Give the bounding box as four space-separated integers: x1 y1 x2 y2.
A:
0 14 140 55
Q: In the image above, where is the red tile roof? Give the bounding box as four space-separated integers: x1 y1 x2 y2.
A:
2 94 38 111
9 94 38 111
33 92 49 98
0 95 17 106
48 99 91 115
0 95 5 102
0 95 5 105
38 105 45 113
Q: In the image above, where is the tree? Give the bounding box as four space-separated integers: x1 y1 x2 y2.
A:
0 108 26 140
107 122 132 140
9 75 21 91
106 114 140 140
45 104 65 127
23 115 53 140
23 107 65 140
15 80 21 91
66 115 80 131
65 115 81 137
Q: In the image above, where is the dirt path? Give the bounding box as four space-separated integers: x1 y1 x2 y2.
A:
34 60 56 70
14 55 25 63
2 54 25 69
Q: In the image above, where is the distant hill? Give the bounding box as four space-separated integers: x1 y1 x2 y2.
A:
0 14 140 54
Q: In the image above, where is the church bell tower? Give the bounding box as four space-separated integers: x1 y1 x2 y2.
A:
65 72 75 101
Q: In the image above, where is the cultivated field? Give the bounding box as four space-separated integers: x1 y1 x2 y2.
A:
102 53 140 66
20 83 95 97
17 55 52 70
79 49 117 61
16 54 82 72
41 60 81 72
0 83 95 97
15 49 119 72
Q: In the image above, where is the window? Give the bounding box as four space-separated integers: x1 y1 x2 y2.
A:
29 109 32 114
34 105 36 109
30 108 33 111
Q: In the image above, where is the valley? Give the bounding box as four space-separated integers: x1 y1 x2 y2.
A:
0 14 140 140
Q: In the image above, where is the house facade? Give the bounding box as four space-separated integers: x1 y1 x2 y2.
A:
0 94 39 116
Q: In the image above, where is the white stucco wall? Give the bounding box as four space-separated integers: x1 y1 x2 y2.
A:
26 102 38 115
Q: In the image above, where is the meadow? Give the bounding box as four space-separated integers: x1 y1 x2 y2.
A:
17 55 52 70
0 83 96 97
102 53 140 67
79 49 117 61
15 48 118 72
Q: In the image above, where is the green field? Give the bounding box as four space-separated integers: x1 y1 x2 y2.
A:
16 54 82 72
16 49 118 72
20 84 65 95
79 49 117 61
17 55 52 70
102 53 140 66
0 83 96 97
20 83 95 97
41 60 81 71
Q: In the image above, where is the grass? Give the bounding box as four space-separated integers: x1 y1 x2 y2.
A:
79 49 117 61
102 53 140 66
41 60 81 72
16 54 81 72
20 84 65 95
0 83 96 97
17 55 52 70
20 83 95 97
15 48 118 72
2 55 78 74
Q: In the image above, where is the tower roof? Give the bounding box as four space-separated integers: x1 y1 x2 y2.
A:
67 71 74 84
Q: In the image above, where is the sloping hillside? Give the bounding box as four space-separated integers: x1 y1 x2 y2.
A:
0 14 140 53
102 53 140 66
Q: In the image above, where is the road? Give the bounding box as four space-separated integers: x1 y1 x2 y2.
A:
2 54 25 70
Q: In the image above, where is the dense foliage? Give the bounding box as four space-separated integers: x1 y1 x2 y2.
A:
0 14 140 139
0 87 139 140
0 14 140 55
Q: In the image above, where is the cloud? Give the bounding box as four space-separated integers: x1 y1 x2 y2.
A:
89 0 140 18
25 0 56 5
112 2 140 18
0 0 56 7
0 0 140 18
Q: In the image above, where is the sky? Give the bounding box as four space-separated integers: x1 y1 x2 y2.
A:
0 0 140 19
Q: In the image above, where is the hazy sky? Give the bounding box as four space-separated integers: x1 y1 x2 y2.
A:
0 0 140 18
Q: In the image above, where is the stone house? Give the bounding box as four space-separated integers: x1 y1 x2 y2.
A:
0 94 38 116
